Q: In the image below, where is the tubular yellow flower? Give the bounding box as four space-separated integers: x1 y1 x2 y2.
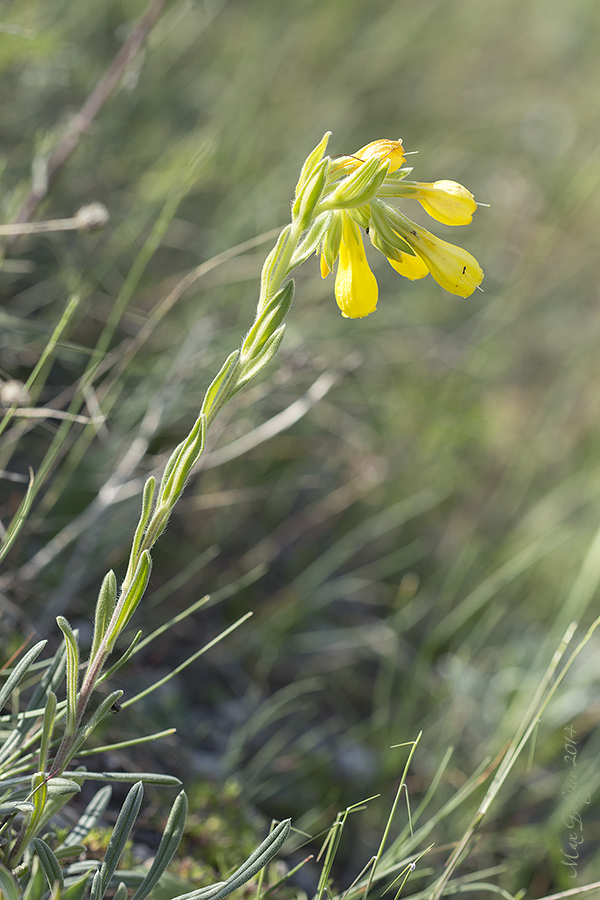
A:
354 139 405 173
331 213 378 318
330 139 406 178
387 251 429 281
312 134 483 315
408 180 477 225
399 223 483 297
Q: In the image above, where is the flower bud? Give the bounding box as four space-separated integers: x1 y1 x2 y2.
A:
354 138 405 172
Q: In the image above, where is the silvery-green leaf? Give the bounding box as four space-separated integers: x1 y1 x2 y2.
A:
33 837 64 891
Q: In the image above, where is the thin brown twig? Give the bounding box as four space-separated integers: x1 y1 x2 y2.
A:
6 0 170 247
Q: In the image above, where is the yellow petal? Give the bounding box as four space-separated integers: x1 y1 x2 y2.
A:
334 214 378 318
387 251 429 281
405 226 483 297
354 139 405 173
414 180 477 225
320 253 331 278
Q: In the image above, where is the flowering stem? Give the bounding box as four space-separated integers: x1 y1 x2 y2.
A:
48 200 314 779
48 132 484 781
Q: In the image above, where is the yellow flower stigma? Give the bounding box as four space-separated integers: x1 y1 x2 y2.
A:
408 180 477 225
333 213 378 318
354 139 406 173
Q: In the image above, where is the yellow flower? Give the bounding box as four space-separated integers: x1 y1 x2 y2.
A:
354 139 406 173
387 251 429 281
406 180 477 225
322 212 378 318
397 223 483 297
329 139 406 180
316 136 483 314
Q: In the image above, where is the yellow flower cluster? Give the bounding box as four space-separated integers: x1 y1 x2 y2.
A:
316 139 483 318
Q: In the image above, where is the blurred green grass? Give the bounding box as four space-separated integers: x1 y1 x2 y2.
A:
2 0 600 895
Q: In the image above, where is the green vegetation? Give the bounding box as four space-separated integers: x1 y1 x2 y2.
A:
2 1 600 898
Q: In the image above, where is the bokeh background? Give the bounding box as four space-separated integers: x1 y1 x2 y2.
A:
2 0 600 896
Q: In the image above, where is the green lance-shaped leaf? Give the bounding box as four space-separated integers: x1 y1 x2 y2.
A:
368 221 414 263
130 790 188 900
292 158 328 229
23 769 49 846
0 864 20 900
45 777 82 797
0 801 35 818
56 617 79 737
59 859 102 879
25 639 66 717
156 413 205 511
122 476 156 590
61 867 96 900
293 131 331 202
33 837 65 892
375 199 422 243
375 166 414 196
90 781 144 900
54 843 87 859
200 350 241 424
290 211 333 268
60 785 112 848
171 818 291 900
26 777 82 841
235 325 286 395
369 199 416 258
39 690 58 771
112 884 129 900
320 210 342 273
257 224 293 314
90 571 118 662
105 553 152 651
349 203 371 230
0 639 47 712
240 280 294 361
321 156 389 209
60 770 181 786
